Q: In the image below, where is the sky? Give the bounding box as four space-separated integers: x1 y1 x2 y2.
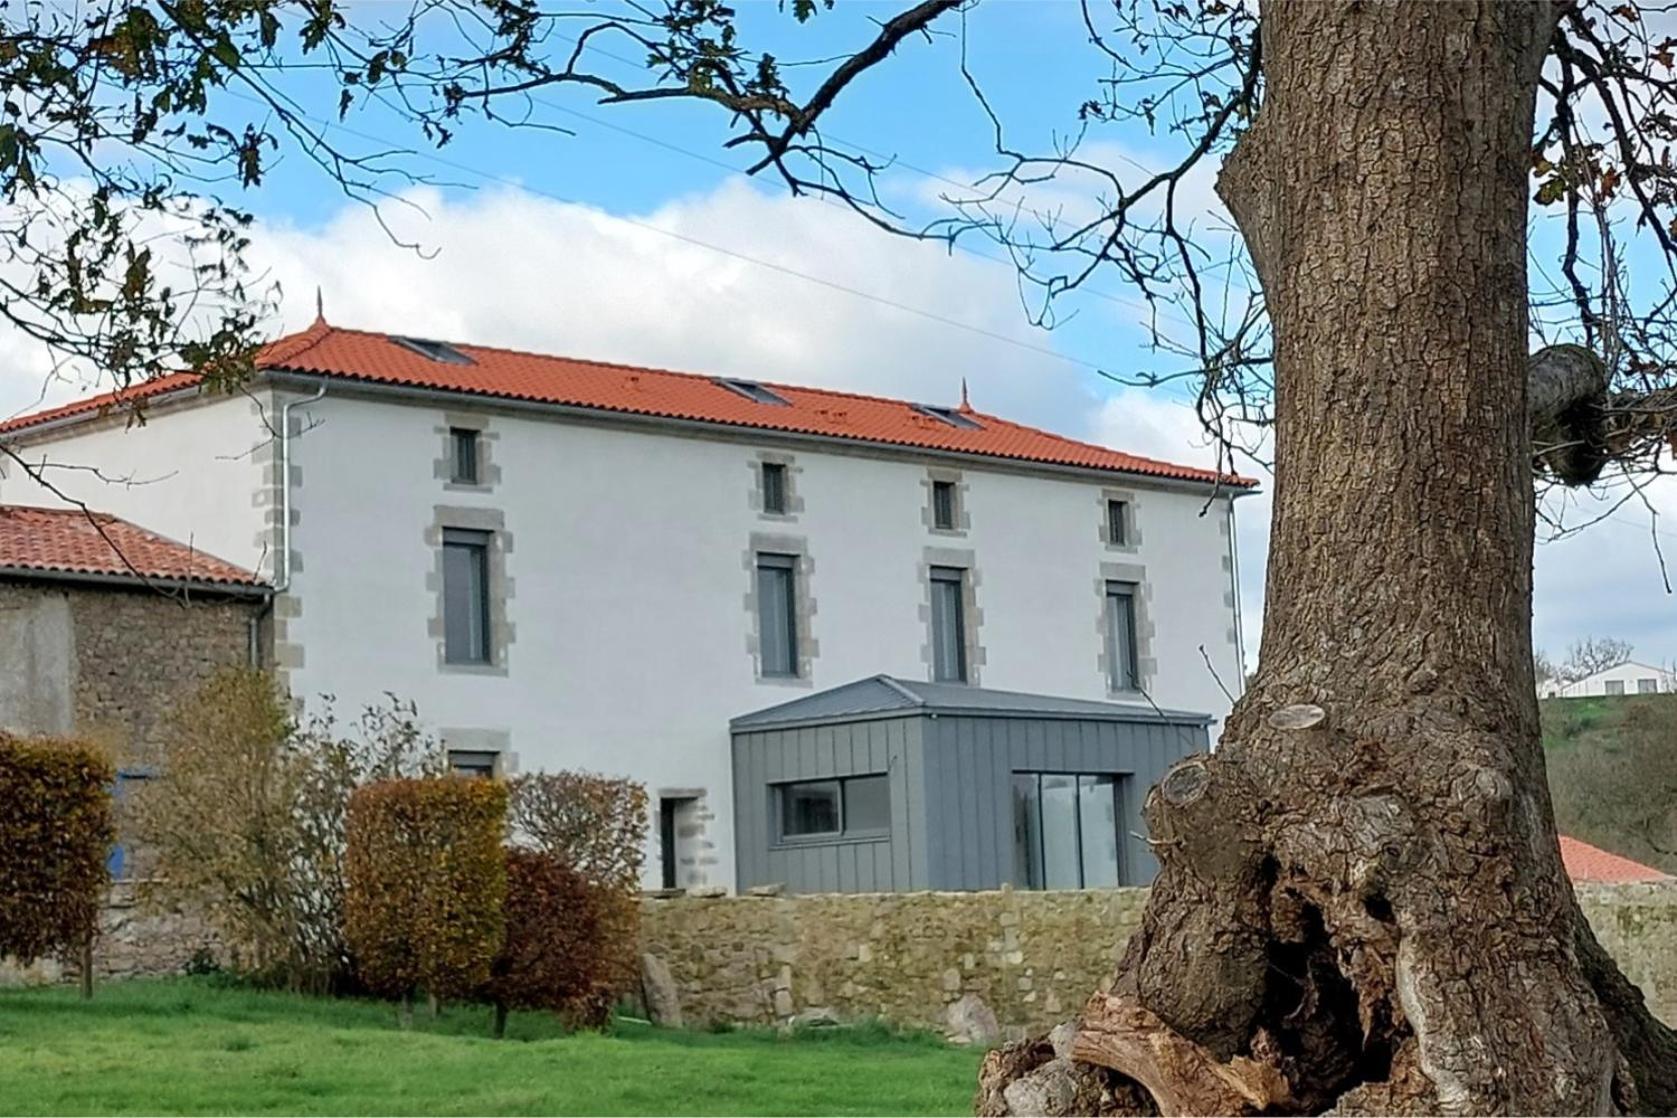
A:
1 2 1674 671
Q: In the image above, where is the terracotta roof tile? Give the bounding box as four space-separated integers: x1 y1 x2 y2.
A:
2 323 1256 488
1560 835 1672 884
0 505 263 589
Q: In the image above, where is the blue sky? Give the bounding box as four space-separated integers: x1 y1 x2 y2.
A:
4 2 1674 671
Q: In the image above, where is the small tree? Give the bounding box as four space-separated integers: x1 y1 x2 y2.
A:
345 776 508 1022
132 669 441 990
1558 637 1636 685
0 734 114 998
507 772 648 890
493 772 647 1035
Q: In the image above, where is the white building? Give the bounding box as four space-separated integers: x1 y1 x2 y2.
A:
0 318 1255 890
1540 661 1674 699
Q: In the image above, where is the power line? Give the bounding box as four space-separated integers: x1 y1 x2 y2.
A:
225 87 1139 380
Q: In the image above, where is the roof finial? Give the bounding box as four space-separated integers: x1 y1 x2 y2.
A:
313 286 326 326
959 376 972 413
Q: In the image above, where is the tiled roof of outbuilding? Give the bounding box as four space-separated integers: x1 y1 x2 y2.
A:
0 505 263 590
1560 835 1672 884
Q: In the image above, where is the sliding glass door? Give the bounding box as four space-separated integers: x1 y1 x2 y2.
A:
1011 772 1125 889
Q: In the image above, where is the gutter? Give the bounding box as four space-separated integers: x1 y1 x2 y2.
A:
0 566 270 599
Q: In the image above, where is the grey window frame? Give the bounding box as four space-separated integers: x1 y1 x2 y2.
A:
448 749 498 778
929 565 968 683
449 427 480 485
756 552 800 678
1107 499 1129 546
1104 581 1141 692
775 773 891 844
932 480 958 531
718 378 791 406
762 461 789 515
1637 677 1659 694
442 528 493 665
1011 771 1125 889
1605 679 1627 696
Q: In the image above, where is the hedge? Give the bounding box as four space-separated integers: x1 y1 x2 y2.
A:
344 776 507 1006
484 847 640 1036
0 734 114 977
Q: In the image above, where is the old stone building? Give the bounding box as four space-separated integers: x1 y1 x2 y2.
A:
0 503 268 758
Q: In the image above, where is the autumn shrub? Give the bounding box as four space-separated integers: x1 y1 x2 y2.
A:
132 668 442 991
507 771 648 889
345 776 509 1010
495 772 647 1034
483 847 641 1036
0 734 114 980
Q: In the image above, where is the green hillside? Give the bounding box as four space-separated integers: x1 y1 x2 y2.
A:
1544 693 1677 876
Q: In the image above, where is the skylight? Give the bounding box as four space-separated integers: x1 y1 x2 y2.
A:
716 378 790 406
914 404 983 430
390 336 476 366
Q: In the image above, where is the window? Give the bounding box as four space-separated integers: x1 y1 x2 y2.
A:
1107 499 1129 545
762 461 788 514
1012 772 1123 889
756 553 799 677
778 774 890 841
442 528 492 664
1638 677 1659 694
932 480 957 530
448 749 497 778
718 378 790 406
1105 581 1140 692
930 566 968 683
1605 679 1626 696
107 768 155 881
913 403 983 430
390 335 475 365
449 428 480 484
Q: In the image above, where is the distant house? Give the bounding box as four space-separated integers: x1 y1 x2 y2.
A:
1559 835 1672 885
1540 661 1674 699
0 317 1257 892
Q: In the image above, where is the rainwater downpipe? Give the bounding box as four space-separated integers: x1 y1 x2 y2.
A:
248 380 328 665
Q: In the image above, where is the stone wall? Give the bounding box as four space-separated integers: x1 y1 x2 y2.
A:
0 579 258 759
641 883 1677 1038
0 884 222 988
66 587 258 760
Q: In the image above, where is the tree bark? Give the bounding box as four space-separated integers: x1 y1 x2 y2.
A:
980 2 1677 1113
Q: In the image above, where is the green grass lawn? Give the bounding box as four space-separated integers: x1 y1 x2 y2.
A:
0 980 983 1116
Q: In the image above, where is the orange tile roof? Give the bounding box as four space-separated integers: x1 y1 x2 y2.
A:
1560 835 1672 884
0 505 263 590
1 321 1255 489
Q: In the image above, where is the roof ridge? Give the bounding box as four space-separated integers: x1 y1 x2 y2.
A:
875 675 926 705
291 324 982 414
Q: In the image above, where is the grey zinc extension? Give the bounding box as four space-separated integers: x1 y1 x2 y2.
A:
730 676 1207 895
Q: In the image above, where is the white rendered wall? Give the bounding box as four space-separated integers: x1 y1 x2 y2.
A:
0 392 275 578
282 392 1245 889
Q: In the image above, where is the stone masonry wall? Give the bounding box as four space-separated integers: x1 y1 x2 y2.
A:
0 884 222 988
67 587 257 760
641 883 1677 1037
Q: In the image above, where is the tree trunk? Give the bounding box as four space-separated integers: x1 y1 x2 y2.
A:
979 2 1677 1113
492 1001 509 1040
